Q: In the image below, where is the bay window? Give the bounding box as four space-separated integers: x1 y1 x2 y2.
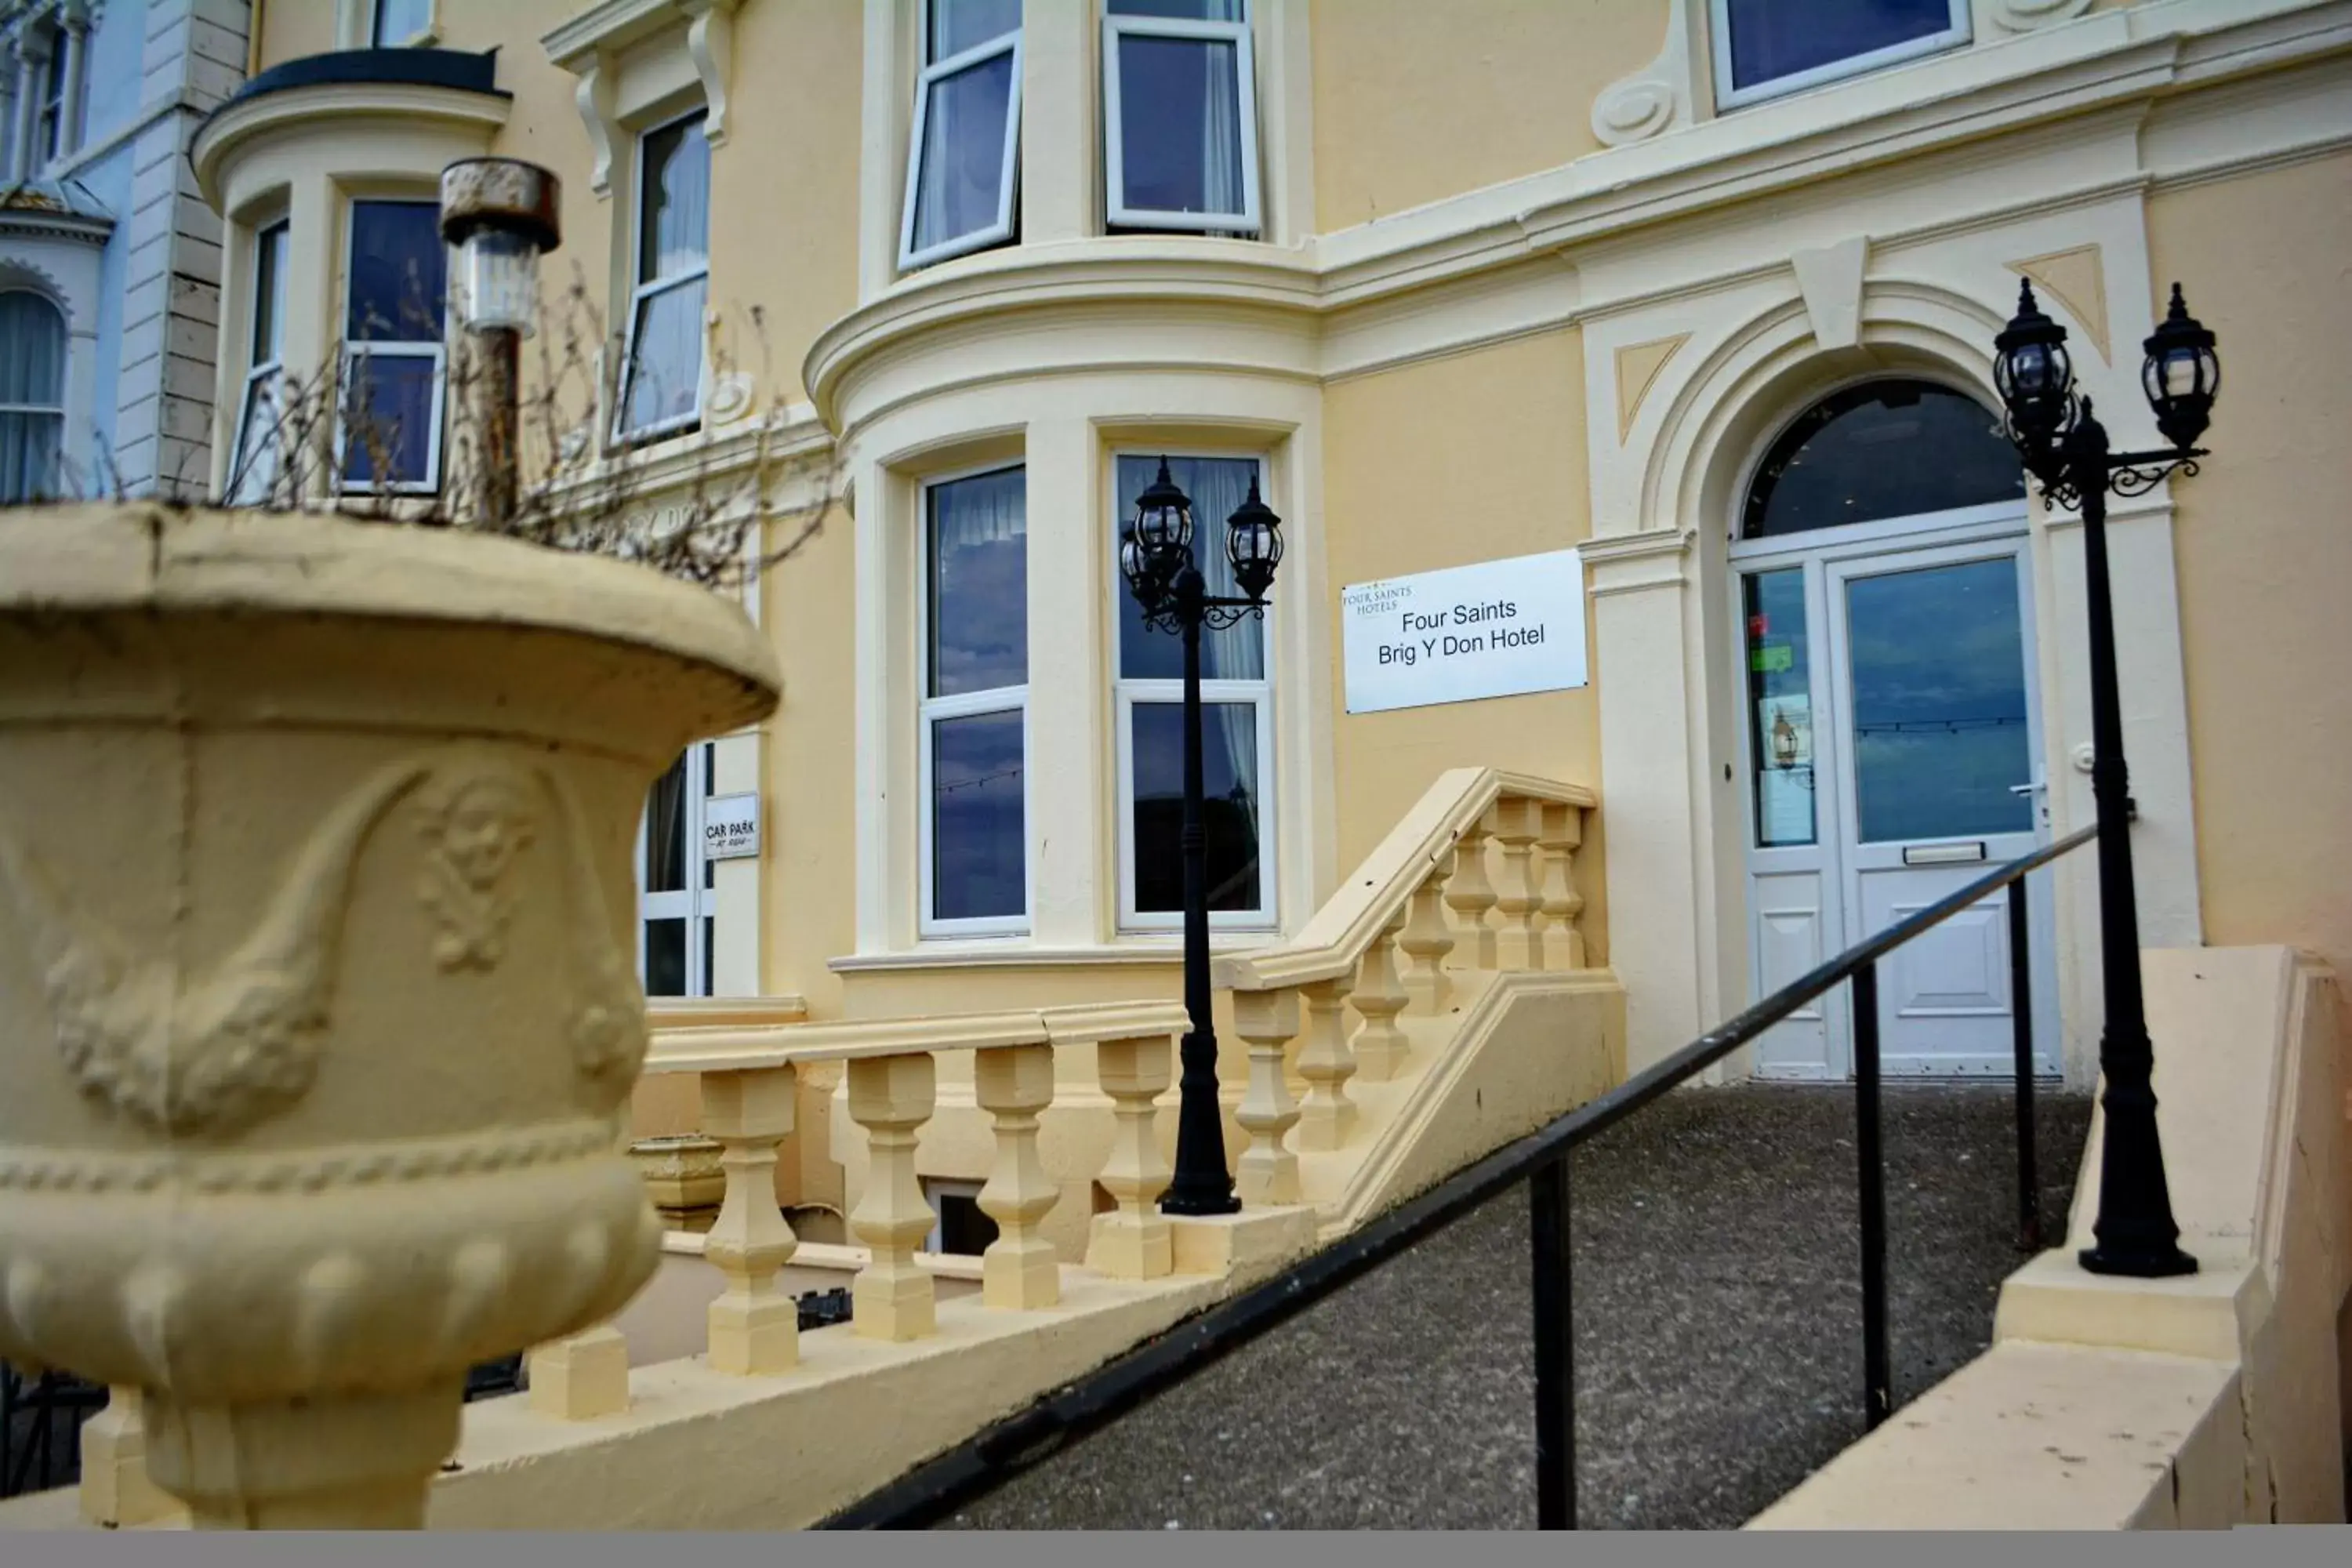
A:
338 199 446 493
227 220 289 506
618 111 711 444
1102 0 1260 236
0 290 65 504
1112 453 1274 931
1711 0 1971 109
898 0 1022 271
920 464 1029 935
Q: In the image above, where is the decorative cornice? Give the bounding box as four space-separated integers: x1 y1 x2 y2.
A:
188 80 511 212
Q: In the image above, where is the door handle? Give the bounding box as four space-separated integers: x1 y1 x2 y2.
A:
2007 780 2046 797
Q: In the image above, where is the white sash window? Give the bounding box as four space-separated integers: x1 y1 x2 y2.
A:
1102 0 1259 237
899 0 1023 271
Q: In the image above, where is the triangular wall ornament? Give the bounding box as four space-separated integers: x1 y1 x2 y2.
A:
1615 334 1690 444
2008 245 2110 363
1791 236 1870 351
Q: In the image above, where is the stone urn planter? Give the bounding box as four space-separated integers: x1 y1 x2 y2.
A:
0 505 780 1528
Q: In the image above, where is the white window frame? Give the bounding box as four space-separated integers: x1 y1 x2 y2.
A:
636 742 720 999
1709 0 1972 111
1100 2 1262 237
334 198 446 497
0 289 67 504
372 0 437 47
1109 448 1278 935
921 1177 989 1254
34 33 67 166
613 106 712 448
917 461 1033 940
897 4 1024 273
227 220 291 506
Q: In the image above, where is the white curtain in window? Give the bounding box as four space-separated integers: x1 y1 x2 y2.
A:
906 0 1022 266
0 291 67 503
1178 455 1263 846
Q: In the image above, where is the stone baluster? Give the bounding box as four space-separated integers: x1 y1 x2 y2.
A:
847 1052 938 1342
79 1388 177 1528
1351 906 1412 1080
974 1043 1060 1309
1087 1034 1174 1279
1232 990 1303 1204
1443 813 1500 969
1399 848 1458 1016
527 1323 631 1420
1538 801 1587 970
1293 976 1359 1152
1490 797 1545 971
700 1065 800 1374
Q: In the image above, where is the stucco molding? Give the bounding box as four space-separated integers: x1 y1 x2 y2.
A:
1591 0 1706 149
543 0 744 198
1984 0 2095 35
187 82 512 214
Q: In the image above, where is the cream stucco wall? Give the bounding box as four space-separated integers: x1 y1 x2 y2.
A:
1320 328 1609 962
1309 0 1663 231
2147 151 2352 994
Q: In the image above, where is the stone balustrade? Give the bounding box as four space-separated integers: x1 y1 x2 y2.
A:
504 1000 1192 1418
1213 768 1598 1182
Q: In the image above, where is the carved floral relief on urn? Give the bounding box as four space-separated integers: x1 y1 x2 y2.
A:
0 506 781 1529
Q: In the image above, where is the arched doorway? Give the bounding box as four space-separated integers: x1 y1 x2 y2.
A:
1732 376 2056 1080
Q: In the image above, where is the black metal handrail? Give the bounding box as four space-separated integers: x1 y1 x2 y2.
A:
825 822 2100 1531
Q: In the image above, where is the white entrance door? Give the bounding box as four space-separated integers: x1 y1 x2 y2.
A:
1739 515 2058 1080
1827 539 2049 1076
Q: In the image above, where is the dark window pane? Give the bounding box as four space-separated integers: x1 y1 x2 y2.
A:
932 709 1025 921
638 115 710 282
911 50 1016 253
1114 455 1263 681
1723 0 1958 91
339 353 437 487
252 223 289 362
1744 568 1816 848
644 753 688 892
1744 380 2020 539
1845 557 2034 844
933 1191 999 1256
1131 701 1261 914
1115 34 1247 219
931 0 1020 60
373 0 433 45
929 467 1027 696
701 915 714 995
346 201 444 343
644 918 688 997
1108 1 1247 20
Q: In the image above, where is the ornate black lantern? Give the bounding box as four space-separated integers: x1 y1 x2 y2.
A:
2141 283 2220 451
1224 476 1283 604
1992 278 2076 469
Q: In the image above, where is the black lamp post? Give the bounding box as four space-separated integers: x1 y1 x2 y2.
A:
1991 278 2220 1279
1120 458 1285 1216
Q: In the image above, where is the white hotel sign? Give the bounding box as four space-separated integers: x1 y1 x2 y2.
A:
1340 548 1588 715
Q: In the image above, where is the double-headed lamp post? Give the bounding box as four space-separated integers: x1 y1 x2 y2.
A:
1120 459 1286 1216
1991 277 2222 1279
438 157 562 526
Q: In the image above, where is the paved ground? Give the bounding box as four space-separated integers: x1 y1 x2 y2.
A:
938 1083 2094 1532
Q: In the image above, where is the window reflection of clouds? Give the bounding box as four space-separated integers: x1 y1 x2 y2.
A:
1846 559 2031 844
1746 381 2022 540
